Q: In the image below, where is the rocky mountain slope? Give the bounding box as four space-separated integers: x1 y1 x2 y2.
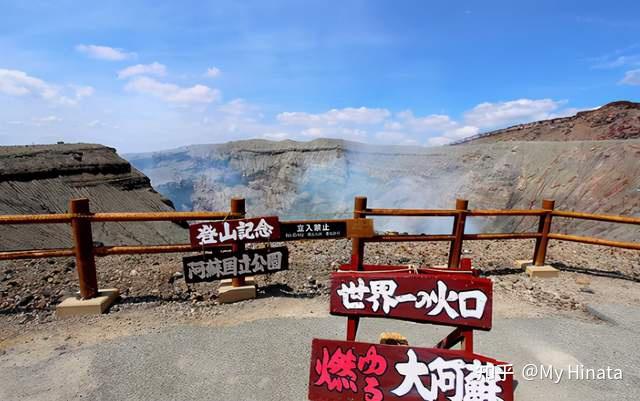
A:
453 101 640 144
0 144 186 251
127 138 640 241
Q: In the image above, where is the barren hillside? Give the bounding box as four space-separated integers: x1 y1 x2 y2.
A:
0 144 186 251
453 100 640 144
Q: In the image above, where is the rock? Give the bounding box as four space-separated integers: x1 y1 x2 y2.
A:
168 272 184 284
130 269 138 276
17 294 34 307
579 287 595 294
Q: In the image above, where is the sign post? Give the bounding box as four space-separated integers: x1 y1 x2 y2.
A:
279 219 374 241
308 261 515 401
187 198 283 303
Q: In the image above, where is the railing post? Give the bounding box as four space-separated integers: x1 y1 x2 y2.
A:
230 198 246 287
69 198 98 299
347 196 367 341
448 199 468 268
533 199 555 266
351 196 367 269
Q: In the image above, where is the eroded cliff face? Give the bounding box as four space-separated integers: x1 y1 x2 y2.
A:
0 144 186 250
127 138 640 241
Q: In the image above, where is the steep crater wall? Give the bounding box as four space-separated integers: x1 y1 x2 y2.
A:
127 138 640 241
0 144 187 251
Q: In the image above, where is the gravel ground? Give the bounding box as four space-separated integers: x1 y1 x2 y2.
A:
1 239 639 335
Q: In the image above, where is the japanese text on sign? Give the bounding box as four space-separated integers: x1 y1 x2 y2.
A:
308 339 514 401
189 216 280 247
280 221 347 240
182 247 288 283
330 272 493 330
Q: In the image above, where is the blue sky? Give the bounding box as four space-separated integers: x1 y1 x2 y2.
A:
0 0 639 152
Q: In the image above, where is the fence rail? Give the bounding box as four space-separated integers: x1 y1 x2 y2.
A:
0 196 638 301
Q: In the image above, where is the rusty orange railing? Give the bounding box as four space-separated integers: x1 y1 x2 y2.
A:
0 196 638 300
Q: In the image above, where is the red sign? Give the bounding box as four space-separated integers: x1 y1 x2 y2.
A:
189 216 280 247
308 338 514 401
330 271 493 330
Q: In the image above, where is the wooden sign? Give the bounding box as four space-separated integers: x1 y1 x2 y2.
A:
330 271 493 330
308 338 514 401
189 216 280 247
182 246 288 283
346 218 375 238
280 221 347 240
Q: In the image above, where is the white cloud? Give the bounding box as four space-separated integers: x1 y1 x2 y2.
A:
35 115 62 123
76 44 135 61
74 85 95 99
125 76 221 104
426 125 480 146
374 131 418 146
0 68 58 100
117 62 167 79
296 126 367 141
396 111 458 133
592 55 640 69
0 69 92 106
262 132 290 140
301 127 324 138
620 69 640 85
3 115 63 127
217 99 255 116
426 136 453 146
463 98 564 129
277 107 390 126
205 67 221 78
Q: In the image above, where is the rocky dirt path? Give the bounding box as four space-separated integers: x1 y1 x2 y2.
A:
1 296 639 401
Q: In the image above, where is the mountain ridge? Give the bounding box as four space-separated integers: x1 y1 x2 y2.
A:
452 100 640 144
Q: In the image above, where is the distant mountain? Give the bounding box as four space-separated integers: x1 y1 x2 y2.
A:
0 144 185 250
452 101 640 144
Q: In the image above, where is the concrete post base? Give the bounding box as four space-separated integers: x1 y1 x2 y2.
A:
218 277 257 304
525 265 560 278
514 259 533 269
56 288 119 318
515 259 560 278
